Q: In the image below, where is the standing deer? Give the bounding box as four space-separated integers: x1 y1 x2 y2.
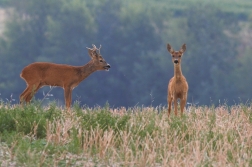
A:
167 43 188 116
20 44 110 108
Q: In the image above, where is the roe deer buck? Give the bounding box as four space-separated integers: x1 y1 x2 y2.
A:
167 43 188 116
20 44 110 108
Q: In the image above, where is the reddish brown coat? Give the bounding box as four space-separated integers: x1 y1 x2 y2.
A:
20 44 110 109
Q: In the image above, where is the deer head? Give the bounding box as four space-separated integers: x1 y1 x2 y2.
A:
167 43 186 65
86 44 110 71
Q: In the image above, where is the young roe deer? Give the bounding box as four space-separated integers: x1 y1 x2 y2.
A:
167 43 188 116
20 44 110 108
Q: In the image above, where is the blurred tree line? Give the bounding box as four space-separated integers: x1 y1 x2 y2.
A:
0 0 251 107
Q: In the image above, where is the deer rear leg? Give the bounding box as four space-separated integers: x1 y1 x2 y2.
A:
20 86 29 104
22 84 41 103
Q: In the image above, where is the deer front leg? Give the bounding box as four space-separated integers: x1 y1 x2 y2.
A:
174 96 178 116
64 87 72 109
180 92 188 116
168 93 173 117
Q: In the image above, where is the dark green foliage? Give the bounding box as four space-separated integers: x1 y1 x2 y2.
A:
184 4 239 105
0 0 9 6
0 108 15 132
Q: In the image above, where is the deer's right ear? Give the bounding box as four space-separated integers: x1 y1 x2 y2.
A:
167 43 174 54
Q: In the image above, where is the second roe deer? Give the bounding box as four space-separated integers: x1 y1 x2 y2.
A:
20 44 110 108
167 43 188 116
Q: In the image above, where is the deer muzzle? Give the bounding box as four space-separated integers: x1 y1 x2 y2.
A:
104 64 111 71
174 60 179 64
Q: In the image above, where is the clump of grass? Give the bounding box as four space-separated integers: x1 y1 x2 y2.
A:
0 102 61 139
0 103 251 166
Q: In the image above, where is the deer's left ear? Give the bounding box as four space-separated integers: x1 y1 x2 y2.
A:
179 44 186 53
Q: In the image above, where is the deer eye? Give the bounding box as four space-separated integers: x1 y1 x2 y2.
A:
172 55 175 58
99 60 103 62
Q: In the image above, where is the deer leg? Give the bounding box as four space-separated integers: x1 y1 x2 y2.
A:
180 92 187 116
64 87 72 109
24 84 42 103
22 86 34 103
68 90 72 109
168 93 173 117
174 96 178 116
20 86 29 104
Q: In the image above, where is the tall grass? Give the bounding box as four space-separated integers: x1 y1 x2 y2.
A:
0 103 251 166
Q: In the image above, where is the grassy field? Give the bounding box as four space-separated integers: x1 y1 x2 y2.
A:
0 102 251 166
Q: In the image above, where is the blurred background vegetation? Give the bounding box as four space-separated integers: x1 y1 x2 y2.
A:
0 0 252 107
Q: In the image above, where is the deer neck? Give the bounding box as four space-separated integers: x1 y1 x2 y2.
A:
174 64 183 79
79 61 97 80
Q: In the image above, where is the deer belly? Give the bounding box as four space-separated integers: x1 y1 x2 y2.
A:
42 79 63 87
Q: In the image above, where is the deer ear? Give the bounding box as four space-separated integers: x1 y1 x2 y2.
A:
167 43 174 54
86 48 97 59
179 44 186 53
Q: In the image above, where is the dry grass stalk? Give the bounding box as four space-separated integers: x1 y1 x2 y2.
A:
46 112 81 145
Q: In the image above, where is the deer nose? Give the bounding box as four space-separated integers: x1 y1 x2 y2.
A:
104 64 110 71
174 60 179 64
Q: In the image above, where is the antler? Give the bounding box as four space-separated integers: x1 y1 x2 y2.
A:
92 44 102 54
86 44 102 54
98 45 101 54
92 44 97 50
